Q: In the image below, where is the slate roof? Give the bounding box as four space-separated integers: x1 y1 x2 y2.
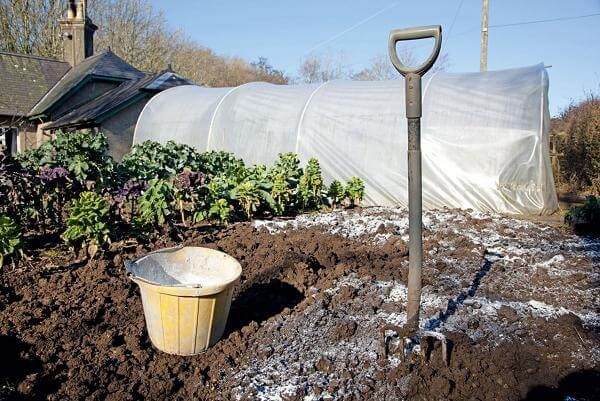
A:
45 71 193 129
0 52 70 116
28 50 144 117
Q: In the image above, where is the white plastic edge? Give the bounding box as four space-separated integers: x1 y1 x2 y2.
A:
132 85 190 145
206 82 265 151
294 80 332 154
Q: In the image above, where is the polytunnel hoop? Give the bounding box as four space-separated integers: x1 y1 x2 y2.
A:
206 82 261 151
294 80 332 154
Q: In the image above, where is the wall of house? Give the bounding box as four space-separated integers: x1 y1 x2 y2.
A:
0 115 43 152
51 80 119 119
100 97 149 160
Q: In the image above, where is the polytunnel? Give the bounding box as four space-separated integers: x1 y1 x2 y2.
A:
134 63 558 215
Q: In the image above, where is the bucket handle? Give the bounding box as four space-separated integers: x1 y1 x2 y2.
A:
388 25 442 77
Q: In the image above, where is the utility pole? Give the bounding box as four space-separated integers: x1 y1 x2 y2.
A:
480 0 489 72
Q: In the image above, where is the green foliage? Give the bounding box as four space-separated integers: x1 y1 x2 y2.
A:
268 152 302 215
120 140 205 181
10 129 368 241
208 198 231 225
565 196 600 235
133 179 174 233
272 152 303 181
0 215 22 266
199 151 245 178
299 158 324 209
62 192 110 258
231 176 274 220
121 142 244 183
327 180 345 208
345 177 365 207
17 129 114 186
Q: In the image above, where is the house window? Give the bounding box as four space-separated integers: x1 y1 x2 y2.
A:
0 127 17 156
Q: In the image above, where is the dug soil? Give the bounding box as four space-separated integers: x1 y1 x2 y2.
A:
1 208 598 401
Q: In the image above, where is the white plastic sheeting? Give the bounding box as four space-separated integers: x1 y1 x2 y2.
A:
134 64 558 215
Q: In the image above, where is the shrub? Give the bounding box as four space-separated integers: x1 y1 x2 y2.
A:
62 192 110 258
556 94 600 194
565 196 600 235
345 177 365 207
299 158 324 210
327 180 345 208
0 215 22 267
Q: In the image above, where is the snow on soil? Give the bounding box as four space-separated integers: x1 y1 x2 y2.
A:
242 207 600 400
254 207 599 319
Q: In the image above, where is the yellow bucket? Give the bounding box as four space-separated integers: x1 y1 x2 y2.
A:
126 246 242 355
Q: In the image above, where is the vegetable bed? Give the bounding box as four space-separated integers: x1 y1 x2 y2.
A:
1 207 598 401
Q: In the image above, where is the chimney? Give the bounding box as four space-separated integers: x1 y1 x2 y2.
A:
59 0 97 66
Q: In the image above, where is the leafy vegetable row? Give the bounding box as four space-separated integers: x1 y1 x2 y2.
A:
0 130 365 263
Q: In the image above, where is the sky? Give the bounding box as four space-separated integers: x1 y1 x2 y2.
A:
149 0 600 116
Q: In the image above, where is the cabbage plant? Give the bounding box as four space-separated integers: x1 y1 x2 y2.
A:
62 192 110 259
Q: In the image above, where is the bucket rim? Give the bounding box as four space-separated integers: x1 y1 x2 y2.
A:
125 245 242 292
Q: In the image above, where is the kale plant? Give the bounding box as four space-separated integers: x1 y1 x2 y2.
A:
345 177 365 207
268 152 302 214
133 178 174 233
299 158 324 210
17 129 114 189
173 169 206 226
327 180 345 208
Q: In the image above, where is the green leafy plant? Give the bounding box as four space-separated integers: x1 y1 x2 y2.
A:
120 140 206 181
299 158 324 210
208 198 232 224
199 151 245 178
327 180 345 208
17 129 114 188
231 175 274 220
194 175 234 224
62 192 110 258
268 152 302 214
565 195 600 234
231 180 262 220
173 169 206 226
0 215 22 267
345 177 365 207
133 178 174 233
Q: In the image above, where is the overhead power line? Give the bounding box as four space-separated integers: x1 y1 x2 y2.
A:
489 12 600 29
304 1 401 55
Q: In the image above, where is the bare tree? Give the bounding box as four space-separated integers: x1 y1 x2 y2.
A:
353 49 449 81
0 0 63 57
0 0 288 86
298 50 350 84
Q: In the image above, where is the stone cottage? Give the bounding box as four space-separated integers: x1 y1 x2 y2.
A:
0 0 192 159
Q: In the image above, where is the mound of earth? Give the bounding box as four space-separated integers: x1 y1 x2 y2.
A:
0 207 598 401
